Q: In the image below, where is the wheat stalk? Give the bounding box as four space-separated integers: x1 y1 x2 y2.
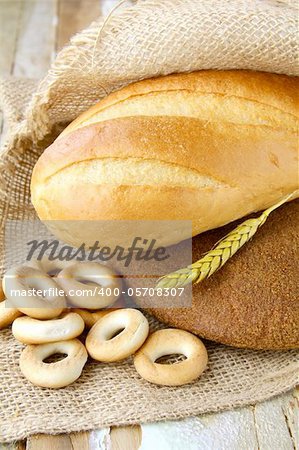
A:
156 192 296 289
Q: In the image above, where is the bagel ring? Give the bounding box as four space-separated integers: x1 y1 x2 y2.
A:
134 329 208 386
73 308 114 328
86 308 149 362
0 283 5 302
73 296 126 328
19 338 88 388
57 262 121 309
12 312 85 344
3 266 65 319
0 300 23 329
27 256 74 276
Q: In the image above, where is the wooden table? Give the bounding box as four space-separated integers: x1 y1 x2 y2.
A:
0 1 298 448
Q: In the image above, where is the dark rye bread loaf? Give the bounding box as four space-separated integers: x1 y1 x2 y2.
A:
143 200 299 349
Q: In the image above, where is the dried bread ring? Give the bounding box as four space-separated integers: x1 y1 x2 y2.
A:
19 338 87 388
0 284 5 302
73 296 126 328
0 300 23 329
27 256 74 276
3 266 65 319
57 262 121 309
12 312 85 344
73 308 113 329
134 329 208 386
86 308 149 362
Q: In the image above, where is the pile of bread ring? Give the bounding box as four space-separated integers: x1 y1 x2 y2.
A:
0 258 208 389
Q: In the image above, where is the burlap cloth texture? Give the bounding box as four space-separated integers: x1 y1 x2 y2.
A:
0 0 298 443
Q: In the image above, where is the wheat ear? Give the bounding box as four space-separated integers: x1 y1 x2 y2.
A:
156 192 296 289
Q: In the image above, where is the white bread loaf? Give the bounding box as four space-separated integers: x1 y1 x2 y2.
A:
31 70 299 247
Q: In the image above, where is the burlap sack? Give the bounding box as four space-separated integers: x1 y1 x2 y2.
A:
0 0 298 443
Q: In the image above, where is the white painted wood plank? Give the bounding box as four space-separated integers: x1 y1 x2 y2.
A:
254 397 294 450
89 428 111 450
281 388 299 449
254 401 294 450
139 391 298 450
0 111 3 148
0 1 22 148
109 425 142 450
254 389 299 450
140 410 258 450
56 0 102 52
27 434 72 450
100 0 135 19
13 0 58 78
0 0 22 76
101 0 123 17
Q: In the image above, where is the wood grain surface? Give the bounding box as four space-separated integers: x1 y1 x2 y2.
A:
0 1 297 449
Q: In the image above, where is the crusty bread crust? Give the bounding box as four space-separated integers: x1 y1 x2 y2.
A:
31 70 299 246
61 70 298 135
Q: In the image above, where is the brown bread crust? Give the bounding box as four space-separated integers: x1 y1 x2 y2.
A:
146 201 299 349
